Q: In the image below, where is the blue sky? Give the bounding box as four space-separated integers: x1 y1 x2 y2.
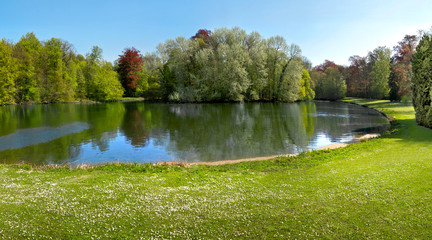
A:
1 0 431 66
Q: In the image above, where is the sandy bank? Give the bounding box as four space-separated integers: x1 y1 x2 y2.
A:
154 133 381 167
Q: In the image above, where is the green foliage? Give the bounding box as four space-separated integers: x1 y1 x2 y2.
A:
61 41 79 102
13 33 43 103
213 32 250 101
89 62 123 101
0 33 124 104
74 57 87 100
314 67 347 100
298 68 315 100
263 36 303 101
0 40 17 104
40 38 66 102
156 27 304 102
346 45 397 100
86 47 123 101
1 29 308 104
412 33 432 128
369 47 391 99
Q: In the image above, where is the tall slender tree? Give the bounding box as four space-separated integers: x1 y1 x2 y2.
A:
369 47 391 99
13 33 42 103
0 40 17 104
40 38 66 102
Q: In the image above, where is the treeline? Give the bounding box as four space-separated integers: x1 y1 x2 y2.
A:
308 34 419 101
0 33 123 105
0 28 427 106
1 28 318 105
120 27 422 103
117 27 315 102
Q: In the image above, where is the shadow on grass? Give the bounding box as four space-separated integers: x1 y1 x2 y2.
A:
362 101 411 109
344 98 412 109
383 118 432 143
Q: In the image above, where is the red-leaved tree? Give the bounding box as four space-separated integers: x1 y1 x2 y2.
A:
191 29 212 47
117 47 143 96
389 35 418 101
313 60 344 72
346 55 369 97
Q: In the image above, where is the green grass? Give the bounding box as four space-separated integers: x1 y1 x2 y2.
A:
1 98 432 239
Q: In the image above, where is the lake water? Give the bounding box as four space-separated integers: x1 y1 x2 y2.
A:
0 101 389 165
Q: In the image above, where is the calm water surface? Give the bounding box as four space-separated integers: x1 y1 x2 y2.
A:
0 101 389 165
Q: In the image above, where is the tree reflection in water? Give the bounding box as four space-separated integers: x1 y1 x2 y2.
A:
0 101 389 165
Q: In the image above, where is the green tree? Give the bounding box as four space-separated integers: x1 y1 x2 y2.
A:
13 33 43 103
315 67 346 100
142 53 164 100
299 68 315 100
40 38 67 102
85 46 123 101
0 39 17 104
412 33 432 128
158 37 201 101
264 36 303 101
60 40 78 102
153 27 303 102
74 55 87 100
369 47 391 99
244 32 267 100
211 27 250 101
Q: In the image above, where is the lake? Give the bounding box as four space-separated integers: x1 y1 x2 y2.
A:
0 101 389 165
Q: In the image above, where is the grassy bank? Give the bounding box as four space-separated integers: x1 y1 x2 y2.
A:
0 98 431 239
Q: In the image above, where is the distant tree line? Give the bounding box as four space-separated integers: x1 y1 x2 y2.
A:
308 34 419 101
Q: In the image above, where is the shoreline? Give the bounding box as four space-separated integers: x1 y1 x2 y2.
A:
0 97 145 106
154 133 381 167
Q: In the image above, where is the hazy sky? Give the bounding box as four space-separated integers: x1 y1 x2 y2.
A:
1 0 431 66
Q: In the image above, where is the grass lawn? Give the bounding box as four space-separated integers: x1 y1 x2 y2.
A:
0 98 431 239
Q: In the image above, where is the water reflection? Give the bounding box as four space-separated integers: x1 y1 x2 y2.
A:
0 101 389 165
0 122 90 151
